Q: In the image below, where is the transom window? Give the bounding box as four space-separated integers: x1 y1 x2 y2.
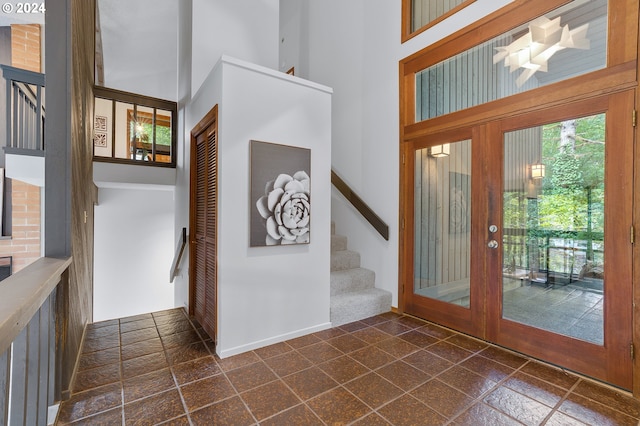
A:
416 0 607 121
402 0 476 41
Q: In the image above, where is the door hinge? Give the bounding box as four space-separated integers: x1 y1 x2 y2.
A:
631 225 635 244
631 342 635 360
401 218 405 230
633 110 637 127
402 153 406 165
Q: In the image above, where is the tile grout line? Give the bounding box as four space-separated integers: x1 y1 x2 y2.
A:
156 310 195 426
184 311 262 425
62 310 638 425
118 319 125 426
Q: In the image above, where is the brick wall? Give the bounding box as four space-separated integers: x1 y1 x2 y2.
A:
0 24 43 273
11 24 41 72
0 180 41 272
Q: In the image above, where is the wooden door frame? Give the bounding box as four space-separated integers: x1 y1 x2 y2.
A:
189 105 218 324
398 0 639 396
486 92 634 389
400 126 485 339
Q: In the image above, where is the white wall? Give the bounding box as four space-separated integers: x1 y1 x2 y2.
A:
173 0 193 310
191 0 279 96
185 56 332 358
278 0 308 76
174 0 281 308
93 187 176 321
98 0 179 101
281 0 514 308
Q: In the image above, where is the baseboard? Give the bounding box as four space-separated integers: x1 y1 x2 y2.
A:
217 322 332 359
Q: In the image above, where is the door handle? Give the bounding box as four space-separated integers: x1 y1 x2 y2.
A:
487 240 499 249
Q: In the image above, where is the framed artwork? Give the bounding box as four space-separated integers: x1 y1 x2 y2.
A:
449 172 470 234
94 132 107 147
250 140 311 247
94 115 108 147
95 115 107 131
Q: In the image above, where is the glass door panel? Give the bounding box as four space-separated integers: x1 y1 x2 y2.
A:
502 114 605 345
414 140 472 307
405 91 632 389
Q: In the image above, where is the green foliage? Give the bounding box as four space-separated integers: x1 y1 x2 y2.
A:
538 114 605 234
503 114 605 270
139 122 172 146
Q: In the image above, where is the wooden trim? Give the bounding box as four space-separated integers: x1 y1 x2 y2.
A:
0 257 72 355
189 105 218 341
190 104 218 139
603 89 634 389
402 0 572 75
634 55 640 397
93 86 175 110
404 62 637 141
399 0 639 394
331 170 389 241
401 0 478 44
189 132 197 317
94 85 178 167
400 0 638 89
634 23 640 396
92 156 176 169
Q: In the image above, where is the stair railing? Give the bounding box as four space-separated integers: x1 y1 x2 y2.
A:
169 227 187 282
1 65 46 153
331 169 389 241
0 256 72 426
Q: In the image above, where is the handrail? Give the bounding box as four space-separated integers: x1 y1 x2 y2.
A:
1 64 46 152
169 227 187 282
0 257 72 355
0 65 45 87
331 169 389 241
1 256 72 425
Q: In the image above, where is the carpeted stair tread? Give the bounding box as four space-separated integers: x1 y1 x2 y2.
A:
331 267 375 296
330 250 360 272
330 288 392 327
331 234 348 252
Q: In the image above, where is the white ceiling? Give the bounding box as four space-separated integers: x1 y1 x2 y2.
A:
97 0 178 100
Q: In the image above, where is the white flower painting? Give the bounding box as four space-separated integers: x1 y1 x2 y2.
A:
250 141 311 247
256 171 310 245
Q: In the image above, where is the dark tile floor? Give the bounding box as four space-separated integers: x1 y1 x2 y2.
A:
55 308 640 425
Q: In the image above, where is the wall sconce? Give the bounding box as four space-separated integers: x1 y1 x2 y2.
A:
493 16 590 87
531 163 545 179
429 143 450 158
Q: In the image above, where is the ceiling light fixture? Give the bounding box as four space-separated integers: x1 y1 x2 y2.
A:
494 16 590 87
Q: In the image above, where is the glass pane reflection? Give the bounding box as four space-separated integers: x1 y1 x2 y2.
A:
502 114 605 345
414 140 472 308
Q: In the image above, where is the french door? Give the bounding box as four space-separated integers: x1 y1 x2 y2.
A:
403 91 633 389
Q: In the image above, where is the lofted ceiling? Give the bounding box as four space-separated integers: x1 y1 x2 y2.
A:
96 0 178 101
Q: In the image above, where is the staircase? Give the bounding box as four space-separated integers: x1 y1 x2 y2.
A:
330 222 392 326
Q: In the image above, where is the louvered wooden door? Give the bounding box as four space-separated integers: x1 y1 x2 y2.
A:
190 106 218 342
